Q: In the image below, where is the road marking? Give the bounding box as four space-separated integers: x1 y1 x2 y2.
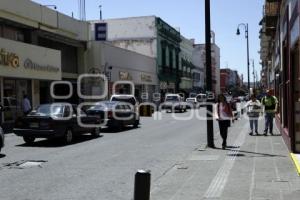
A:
203 123 247 198
270 137 284 200
249 137 257 200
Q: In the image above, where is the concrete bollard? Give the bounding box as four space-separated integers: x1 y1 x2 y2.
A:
134 169 151 200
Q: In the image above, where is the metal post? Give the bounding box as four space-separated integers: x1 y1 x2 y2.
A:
99 5 102 20
134 170 151 200
252 60 255 91
246 24 250 93
205 0 214 148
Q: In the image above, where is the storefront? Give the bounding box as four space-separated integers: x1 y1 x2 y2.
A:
272 0 300 153
112 70 158 102
0 37 61 124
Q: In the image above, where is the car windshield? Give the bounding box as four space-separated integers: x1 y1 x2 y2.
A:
166 96 179 101
186 99 195 102
29 104 64 117
111 97 136 105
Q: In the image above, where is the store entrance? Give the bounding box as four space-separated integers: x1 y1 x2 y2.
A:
3 79 31 122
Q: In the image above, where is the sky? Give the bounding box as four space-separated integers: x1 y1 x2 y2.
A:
32 0 264 82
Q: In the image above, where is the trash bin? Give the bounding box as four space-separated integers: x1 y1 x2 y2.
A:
139 105 153 117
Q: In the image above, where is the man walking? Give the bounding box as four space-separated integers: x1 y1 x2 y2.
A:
22 94 31 116
246 94 261 135
261 89 278 136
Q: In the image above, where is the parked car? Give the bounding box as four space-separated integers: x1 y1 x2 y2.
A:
13 103 101 144
186 98 197 109
110 94 137 105
206 92 215 102
0 104 4 153
163 94 186 112
196 93 207 106
86 101 139 130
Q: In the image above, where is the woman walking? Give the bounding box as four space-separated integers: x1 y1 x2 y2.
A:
215 94 233 149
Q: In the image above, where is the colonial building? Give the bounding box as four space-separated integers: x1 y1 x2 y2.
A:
259 0 300 153
193 43 221 96
90 16 195 98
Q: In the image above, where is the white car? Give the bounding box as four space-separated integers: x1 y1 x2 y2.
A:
110 94 140 125
186 98 197 109
163 94 186 112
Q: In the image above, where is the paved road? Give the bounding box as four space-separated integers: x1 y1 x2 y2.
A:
0 108 216 200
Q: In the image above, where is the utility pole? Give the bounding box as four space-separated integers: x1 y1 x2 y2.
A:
99 5 102 20
205 0 214 148
252 60 255 91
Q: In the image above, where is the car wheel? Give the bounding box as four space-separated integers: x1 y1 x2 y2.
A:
23 136 35 144
92 127 101 137
133 120 140 128
64 129 73 144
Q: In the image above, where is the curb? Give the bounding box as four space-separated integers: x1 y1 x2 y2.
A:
290 153 300 176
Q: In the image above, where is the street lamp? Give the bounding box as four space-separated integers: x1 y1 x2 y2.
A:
236 23 250 93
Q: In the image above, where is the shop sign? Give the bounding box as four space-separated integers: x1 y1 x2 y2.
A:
95 23 107 41
24 59 60 72
119 71 132 80
141 73 152 82
0 48 20 68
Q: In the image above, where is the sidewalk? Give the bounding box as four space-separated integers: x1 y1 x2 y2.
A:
151 116 300 200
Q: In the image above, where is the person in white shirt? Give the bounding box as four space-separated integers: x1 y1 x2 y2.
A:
245 94 261 135
22 94 31 115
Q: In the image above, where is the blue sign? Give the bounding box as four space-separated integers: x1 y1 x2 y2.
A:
95 23 107 41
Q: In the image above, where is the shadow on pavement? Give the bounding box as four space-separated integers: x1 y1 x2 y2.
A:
15 134 103 148
101 126 140 133
237 149 287 158
0 154 6 158
214 146 286 158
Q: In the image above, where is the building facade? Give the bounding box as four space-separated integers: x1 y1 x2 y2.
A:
86 42 158 102
0 0 89 127
179 36 194 95
192 43 205 93
193 43 221 96
259 0 300 153
90 16 196 98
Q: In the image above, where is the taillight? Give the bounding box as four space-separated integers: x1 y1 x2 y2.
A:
107 111 113 118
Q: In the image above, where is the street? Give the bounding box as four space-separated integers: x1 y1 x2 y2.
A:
0 109 215 200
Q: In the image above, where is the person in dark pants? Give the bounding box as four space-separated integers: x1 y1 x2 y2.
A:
215 94 233 149
261 89 278 136
22 94 32 116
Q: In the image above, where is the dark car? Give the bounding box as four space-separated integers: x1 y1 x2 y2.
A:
86 101 139 130
13 103 101 144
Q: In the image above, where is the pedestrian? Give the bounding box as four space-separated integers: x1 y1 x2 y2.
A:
245 94 261 135
22 94 31 116
261 89 278 136
215 94 233 149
